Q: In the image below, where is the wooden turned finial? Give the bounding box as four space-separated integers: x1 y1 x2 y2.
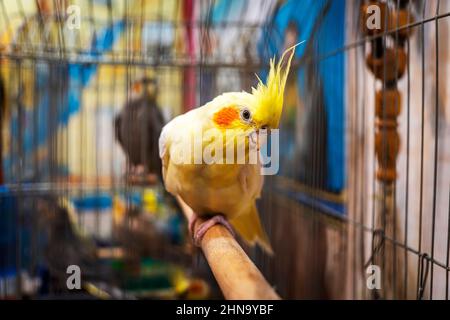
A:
375 88 402 119
375 119 400 183
389 8 415 40
366 47 407 82
362 0 415 299
374 88 401 183
374 88 402 184
360 2 412 185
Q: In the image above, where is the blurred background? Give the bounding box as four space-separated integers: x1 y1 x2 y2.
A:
0 0 449 300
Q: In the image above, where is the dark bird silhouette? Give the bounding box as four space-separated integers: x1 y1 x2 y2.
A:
114 77 182 228
115 77 165 182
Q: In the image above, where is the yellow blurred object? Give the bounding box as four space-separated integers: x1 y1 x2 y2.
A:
113 195 127 225
84 282 111 300
142 188 158 214
172 269 210 299
172 269 191 295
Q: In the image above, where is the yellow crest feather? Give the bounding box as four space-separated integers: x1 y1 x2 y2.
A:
252 42 302 128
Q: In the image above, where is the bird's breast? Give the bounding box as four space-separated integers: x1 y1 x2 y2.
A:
166 161 261 220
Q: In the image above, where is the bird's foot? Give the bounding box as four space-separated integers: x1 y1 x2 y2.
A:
189 214 235 247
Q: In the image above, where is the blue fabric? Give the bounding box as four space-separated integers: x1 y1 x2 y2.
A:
72 193 113 211
212 0 244 23
0 186 17 275
257 0 346 192
276 187 346 217
317 0 346 192
0 186 35 275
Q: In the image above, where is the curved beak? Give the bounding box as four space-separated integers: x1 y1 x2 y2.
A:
249 130 259 150
249 128 269 151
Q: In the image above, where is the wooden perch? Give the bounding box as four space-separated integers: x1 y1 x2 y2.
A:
176 196 280 300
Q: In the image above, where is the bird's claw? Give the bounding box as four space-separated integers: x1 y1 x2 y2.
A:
190 215 235 247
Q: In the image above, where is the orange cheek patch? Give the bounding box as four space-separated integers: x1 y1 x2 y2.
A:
213 106 239 128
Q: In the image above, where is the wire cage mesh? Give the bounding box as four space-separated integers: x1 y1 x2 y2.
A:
0 0 449 300
346 0 450 300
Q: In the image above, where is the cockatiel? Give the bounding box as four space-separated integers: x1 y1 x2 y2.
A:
159 46 297 254
115 77 165 179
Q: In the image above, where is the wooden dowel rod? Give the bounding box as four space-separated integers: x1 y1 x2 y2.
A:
176 196 280 300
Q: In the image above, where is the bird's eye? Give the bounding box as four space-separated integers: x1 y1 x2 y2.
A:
240 109 252 122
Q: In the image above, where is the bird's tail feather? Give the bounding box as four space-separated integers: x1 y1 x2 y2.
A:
230 204 273 255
